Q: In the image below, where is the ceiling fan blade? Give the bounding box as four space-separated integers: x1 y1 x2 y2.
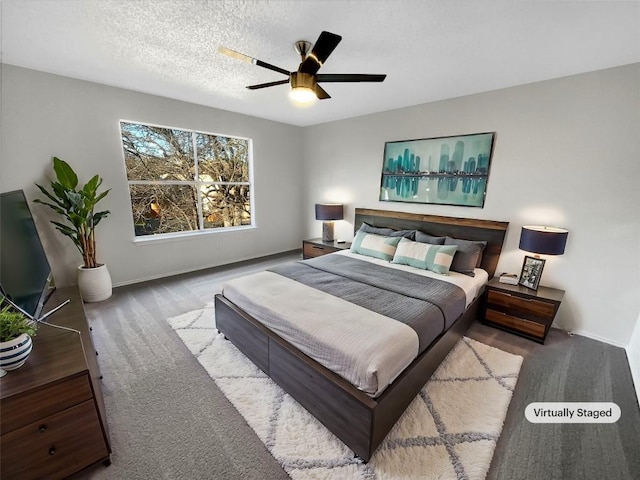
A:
299 31 342 75
317 74 387 83
218 46 290 76
314 84 331 100
246 79 290 90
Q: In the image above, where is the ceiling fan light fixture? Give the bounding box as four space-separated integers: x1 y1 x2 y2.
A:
289 72 318 104
290 86 317 103
226 31 386 103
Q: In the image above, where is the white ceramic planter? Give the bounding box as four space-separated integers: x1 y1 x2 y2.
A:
0 333 33 372
78 264 112 302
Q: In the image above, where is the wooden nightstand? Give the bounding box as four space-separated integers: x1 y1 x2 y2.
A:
482 278 565 344
302 238 352 259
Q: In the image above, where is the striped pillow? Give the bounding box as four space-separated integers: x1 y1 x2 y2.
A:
350 231 402 261
392 237 458 274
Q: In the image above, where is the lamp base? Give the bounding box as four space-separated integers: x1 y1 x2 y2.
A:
322 221 335 242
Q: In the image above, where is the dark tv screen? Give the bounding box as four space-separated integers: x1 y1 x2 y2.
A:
0 189 54 318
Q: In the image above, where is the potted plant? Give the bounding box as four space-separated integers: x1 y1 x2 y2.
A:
0 301 37 376
35 156 113 302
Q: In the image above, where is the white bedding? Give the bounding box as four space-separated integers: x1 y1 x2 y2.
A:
223 270 419 397
221 252 488 397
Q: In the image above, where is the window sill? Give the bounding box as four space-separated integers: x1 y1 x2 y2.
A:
132 225 256 246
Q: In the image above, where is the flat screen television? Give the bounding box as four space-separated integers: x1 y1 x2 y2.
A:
0 189 55 318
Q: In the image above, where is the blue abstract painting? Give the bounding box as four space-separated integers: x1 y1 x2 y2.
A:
379 132 495 208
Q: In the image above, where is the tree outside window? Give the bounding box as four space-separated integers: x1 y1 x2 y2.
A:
120 122 252 237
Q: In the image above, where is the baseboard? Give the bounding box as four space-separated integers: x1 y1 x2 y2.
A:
112 248 301 288
567 328 628 348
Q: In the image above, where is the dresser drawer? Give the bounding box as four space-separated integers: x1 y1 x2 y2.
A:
303 242 338 258
0 399 108 480
1 374 93 434
485 309 546 339
487 289 555 319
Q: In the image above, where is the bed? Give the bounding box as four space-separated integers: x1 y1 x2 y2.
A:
214 208 508 461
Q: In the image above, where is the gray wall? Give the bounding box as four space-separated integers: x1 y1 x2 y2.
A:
1 65 304 287
302 64 640 347
2 63 638 348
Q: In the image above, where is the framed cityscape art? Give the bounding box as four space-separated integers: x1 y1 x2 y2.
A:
379 132 495 208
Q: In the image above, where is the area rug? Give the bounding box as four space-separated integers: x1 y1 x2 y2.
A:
167 303 523 480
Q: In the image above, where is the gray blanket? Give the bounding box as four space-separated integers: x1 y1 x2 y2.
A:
269 254 466 353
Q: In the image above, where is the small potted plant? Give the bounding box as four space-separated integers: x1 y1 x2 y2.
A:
0 301 37 375
35 156 112 302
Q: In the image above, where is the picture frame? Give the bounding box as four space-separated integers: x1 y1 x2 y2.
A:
518 255 546 290
379 132 495 208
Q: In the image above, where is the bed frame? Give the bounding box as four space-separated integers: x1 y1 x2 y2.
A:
215 208 509 461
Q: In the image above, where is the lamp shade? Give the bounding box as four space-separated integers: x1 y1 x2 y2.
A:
519 226 568 255
315 204 343 221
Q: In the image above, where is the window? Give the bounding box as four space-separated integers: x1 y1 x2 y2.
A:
120 121 253 237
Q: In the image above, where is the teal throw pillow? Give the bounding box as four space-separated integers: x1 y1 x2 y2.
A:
350 231 402 261
392 237 458 274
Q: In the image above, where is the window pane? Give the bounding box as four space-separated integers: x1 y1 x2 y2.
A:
129 184 199 236
121 122 194 181
197 134 249 182
201 184 251 228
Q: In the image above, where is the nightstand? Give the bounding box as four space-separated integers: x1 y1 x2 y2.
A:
302 238 352 259
482 278 565 344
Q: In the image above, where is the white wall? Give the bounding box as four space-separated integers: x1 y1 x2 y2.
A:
628 313 640 406
1 65 304 287
303 64 640 347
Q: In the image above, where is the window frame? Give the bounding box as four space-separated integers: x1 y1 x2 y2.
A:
119 119 255 242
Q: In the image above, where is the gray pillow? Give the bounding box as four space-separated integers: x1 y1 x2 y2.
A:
444 237 488 276
415 231 446 245
359 222 415 240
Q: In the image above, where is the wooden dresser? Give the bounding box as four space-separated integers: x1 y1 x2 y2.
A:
0 287 111 479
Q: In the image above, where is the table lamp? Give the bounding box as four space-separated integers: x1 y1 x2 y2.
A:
315 204 343 242
518 225 568 289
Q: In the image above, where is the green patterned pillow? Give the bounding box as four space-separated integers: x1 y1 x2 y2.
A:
392 237 458 274
350 230 402 261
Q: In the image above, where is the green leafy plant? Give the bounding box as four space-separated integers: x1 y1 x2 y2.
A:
0 303 36 342
35 157 111 268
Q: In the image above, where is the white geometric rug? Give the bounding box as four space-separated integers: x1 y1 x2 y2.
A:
167 303 523 480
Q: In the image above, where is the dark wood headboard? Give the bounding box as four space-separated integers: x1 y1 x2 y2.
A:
354 208 509 278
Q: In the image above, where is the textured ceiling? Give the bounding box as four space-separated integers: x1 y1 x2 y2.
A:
2 0 639 126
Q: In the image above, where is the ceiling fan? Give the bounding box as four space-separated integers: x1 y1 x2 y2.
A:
219 31 386 103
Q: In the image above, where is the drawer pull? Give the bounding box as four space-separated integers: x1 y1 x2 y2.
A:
312 245 324 249
494 291 535 302
49 446 56 456
485 309 546 338
39 424 47 433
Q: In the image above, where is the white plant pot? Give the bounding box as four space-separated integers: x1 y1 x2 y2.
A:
78 264 112 302
0 333 33 372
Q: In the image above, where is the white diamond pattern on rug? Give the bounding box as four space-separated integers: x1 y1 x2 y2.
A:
168 305 523 479
453 440 498 480
385 395 440 441
271 395 352 461
371 444 456 479
216 377 279 441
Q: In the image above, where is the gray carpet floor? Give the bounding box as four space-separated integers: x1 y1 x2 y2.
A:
72 251 640 480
